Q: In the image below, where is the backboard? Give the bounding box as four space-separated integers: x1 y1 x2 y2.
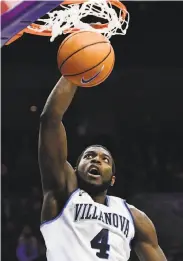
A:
1 1 62 47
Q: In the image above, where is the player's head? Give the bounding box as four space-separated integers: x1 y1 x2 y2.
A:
75 145 116 195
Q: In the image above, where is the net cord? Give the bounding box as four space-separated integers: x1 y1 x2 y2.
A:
27 0 129 41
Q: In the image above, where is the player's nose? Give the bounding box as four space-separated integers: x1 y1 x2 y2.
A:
91 156 101 165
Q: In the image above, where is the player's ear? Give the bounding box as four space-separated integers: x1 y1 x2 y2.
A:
111 175 116 186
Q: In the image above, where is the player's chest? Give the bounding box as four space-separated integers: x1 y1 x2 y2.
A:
73 202 130 237
65 193 132 240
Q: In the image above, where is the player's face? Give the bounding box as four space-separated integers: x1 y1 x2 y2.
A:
77 146 114 188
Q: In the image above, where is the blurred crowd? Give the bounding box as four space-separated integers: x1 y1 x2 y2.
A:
2 131 183 261
2 181 46 261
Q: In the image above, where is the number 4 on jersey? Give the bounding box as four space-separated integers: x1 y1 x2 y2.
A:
90 229 110 259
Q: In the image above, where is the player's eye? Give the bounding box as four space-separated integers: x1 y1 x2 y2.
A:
104 157 109 163
85 154 93 159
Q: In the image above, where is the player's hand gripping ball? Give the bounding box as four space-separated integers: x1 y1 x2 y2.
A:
57 31 115 87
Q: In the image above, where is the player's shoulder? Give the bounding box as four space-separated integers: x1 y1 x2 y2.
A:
107 195 133 206
108 196 155 237
124 203 155 236
107 195 132 210
107 194 123 201
108 196 146 220
126 203 147 220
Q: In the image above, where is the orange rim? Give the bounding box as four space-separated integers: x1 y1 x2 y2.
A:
5 0 128 45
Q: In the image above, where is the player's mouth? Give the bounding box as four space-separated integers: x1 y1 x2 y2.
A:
87 165 101 178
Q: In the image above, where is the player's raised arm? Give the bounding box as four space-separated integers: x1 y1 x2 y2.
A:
38 76 78 197
131 207 167 261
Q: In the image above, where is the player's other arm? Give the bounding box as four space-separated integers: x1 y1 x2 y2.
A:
39 77 78 205
131 208 167 261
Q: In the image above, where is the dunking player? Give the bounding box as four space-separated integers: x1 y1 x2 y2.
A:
39 77 167 261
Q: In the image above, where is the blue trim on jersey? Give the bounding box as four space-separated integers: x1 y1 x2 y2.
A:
40 188 80 227
106 195 110 206
122 200 136 248
123 200 135 227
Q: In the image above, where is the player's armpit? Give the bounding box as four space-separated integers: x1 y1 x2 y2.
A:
131 208 167 261
41 181 77 223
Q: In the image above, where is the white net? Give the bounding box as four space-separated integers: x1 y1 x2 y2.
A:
28 0 129 42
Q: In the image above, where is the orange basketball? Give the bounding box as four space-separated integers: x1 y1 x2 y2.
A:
57 31 115 87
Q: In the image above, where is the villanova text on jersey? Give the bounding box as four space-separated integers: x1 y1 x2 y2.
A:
74 203 130 238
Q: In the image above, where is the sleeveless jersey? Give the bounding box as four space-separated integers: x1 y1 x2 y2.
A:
40 189 135 261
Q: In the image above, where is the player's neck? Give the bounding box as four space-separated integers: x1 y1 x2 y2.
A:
92 192 107 205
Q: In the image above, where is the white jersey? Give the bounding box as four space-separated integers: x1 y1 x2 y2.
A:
40 189 135 261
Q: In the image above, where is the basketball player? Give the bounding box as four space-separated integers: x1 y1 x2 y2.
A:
39 76 167 261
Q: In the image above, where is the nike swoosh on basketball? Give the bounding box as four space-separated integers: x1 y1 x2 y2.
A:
81 65 104 84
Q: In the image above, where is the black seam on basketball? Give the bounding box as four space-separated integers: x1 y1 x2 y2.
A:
63 45 112 77
58 31 93 53
67 51 114 87
92 55 115 85
90 56 115 86
59 41 110 71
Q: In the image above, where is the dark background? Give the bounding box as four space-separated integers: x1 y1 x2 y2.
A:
2 2 183 261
